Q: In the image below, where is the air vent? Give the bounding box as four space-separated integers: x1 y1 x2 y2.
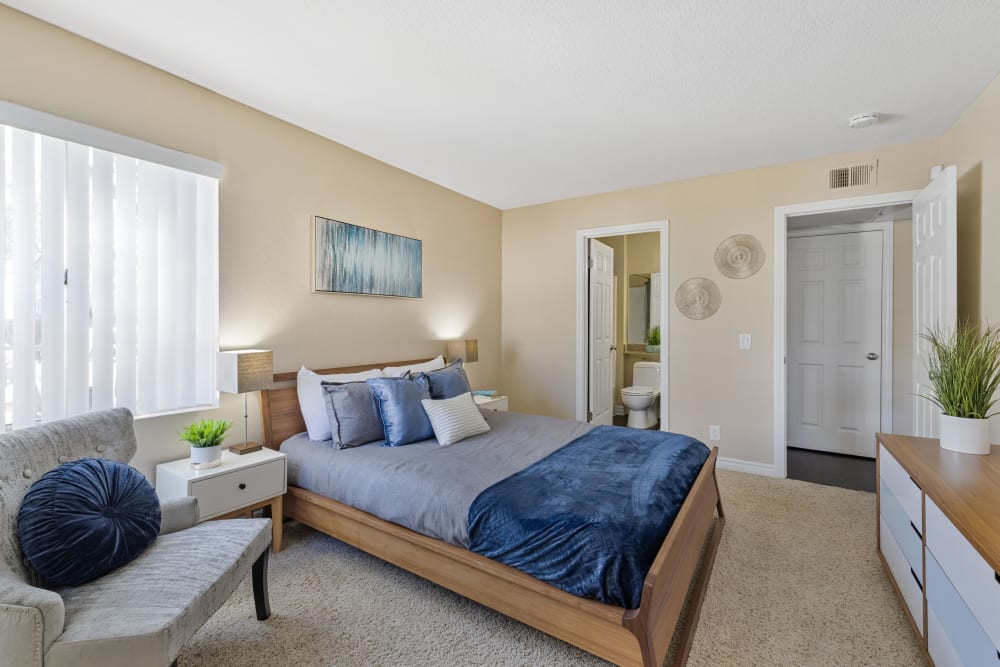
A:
828 160 878 190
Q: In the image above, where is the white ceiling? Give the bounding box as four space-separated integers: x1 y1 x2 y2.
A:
7 1 1000 209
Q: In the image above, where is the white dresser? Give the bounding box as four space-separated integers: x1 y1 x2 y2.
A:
877 433 1000 666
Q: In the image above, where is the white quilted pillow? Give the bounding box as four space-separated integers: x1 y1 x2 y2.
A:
297 366 384 441
421 392 490 446
382 355 445 378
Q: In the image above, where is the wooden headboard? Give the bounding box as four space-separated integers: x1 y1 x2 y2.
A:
260 358 436 449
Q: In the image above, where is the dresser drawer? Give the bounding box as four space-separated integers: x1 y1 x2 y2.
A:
880 516 924 634
927 497 1000 649
879 483 922 580
926 549 999 666
878 444 922 529
190 458 286 520
927 605 968 667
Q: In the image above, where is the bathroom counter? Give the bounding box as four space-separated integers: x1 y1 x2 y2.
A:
623 351 661 361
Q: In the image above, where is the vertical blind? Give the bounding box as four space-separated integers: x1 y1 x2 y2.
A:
1 123 219 428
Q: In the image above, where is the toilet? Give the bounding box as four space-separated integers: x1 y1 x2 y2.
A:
621 361 661 429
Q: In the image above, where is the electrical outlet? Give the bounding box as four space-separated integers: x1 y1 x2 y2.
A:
739 333 752 350
709 425 721 441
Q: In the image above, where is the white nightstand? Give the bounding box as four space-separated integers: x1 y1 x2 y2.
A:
155 448 287 552
473 394 509 412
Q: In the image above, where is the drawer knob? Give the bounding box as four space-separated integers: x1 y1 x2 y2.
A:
238 483 247 490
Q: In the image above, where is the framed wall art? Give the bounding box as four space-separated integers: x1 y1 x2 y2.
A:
313 216 422 298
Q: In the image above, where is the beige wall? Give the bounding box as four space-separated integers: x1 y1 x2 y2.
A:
0 7 502 477
941 72 1000 439
626 232 661 277
502 141 940 466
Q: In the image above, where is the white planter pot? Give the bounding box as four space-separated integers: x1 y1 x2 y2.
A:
190 444 223 469
939 414 992 455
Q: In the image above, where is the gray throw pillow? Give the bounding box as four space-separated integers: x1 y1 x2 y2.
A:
321 381 385 449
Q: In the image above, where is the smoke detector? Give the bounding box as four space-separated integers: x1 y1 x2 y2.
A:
848 112 880 129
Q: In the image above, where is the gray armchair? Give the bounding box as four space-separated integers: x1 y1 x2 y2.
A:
0 408 272 667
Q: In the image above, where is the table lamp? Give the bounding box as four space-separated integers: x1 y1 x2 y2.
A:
446 339 479 364
217 349 274 455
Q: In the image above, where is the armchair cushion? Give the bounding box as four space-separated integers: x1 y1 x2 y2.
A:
18 459 160 587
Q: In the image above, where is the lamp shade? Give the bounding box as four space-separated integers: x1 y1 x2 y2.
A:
446 339 479 364
217 349 273 394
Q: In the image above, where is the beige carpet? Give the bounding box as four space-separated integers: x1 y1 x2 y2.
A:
178 471 923 666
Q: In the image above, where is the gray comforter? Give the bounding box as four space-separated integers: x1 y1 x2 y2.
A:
281 410 593 547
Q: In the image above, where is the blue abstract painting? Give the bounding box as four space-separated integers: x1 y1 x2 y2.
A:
314 217 422 298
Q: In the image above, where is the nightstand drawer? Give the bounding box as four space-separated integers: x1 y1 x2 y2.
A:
191 458 286 520
474 395 508 412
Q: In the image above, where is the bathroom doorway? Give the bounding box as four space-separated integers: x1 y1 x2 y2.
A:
574 220 670 430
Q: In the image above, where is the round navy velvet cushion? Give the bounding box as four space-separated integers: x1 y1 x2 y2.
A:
17 458 161 587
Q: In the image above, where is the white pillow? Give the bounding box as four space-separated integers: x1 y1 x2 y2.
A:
382 355 446 378
297 366 385 441
421 392 490 446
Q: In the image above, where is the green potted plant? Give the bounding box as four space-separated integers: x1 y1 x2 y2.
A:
179 419 232 469
646 325 661 354
921 322 1000 455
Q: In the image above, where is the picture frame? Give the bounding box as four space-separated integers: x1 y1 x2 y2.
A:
312 216 422 298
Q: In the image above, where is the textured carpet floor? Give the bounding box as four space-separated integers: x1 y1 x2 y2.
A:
178 471 923 666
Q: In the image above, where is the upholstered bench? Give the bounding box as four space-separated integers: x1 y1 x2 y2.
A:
0 408 273 667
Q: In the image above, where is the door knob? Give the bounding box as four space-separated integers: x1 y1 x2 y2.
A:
610 345 617 351
866 352 879 360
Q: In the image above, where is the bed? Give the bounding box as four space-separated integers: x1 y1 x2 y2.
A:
261 358 725 667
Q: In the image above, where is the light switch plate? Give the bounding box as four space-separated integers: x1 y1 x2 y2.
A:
709 425 721 441
739 333 752 350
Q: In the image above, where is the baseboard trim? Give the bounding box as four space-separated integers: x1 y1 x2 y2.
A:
716 456 782 478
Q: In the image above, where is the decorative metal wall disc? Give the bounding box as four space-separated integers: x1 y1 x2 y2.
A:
675 277 721 320
714 234 765 279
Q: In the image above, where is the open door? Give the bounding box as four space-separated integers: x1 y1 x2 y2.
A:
588 239 614 425
912 165 958 437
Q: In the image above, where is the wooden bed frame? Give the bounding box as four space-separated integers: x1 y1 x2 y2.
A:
261 359 725 667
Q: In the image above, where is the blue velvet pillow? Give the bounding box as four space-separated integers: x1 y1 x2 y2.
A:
409 360 472 400
17 458 161 587
367 375 434 447
321 380 385 448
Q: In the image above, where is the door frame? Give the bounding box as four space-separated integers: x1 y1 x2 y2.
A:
786 221 894 456
773 191 918 478
576 220 670 429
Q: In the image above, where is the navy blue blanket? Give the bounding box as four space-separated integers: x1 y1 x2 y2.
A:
467 425 709 609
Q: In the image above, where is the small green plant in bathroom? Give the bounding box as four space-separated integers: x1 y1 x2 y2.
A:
646 326 661 354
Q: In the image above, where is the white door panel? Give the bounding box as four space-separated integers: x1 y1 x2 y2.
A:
912 166 957 438
588 239 614 425
788 231 882 457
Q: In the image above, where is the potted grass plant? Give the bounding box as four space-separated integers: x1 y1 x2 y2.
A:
646 325 661 354
179 419 232 469
921 323 1000 455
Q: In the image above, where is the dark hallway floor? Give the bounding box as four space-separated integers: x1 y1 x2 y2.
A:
787 446 876 492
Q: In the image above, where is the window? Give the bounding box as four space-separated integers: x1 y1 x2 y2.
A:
0 102 221 427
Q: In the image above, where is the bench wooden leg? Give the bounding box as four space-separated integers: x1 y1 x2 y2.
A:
252 549 271 621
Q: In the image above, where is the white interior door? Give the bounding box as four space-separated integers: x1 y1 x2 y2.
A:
589 239 614 425
787 230 883 457
912 166 958 437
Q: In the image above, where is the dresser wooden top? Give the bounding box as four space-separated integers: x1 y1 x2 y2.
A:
877 432 1000 573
